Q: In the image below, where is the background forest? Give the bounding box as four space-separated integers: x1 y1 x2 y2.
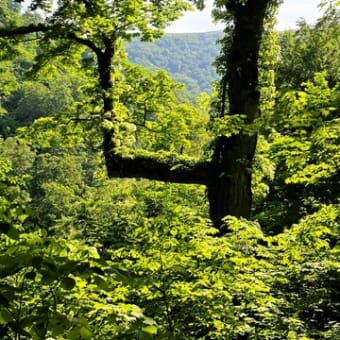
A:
0 0 339 339
126 31 222 97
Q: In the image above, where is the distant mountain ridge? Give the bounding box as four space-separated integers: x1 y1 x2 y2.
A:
126 31 223 96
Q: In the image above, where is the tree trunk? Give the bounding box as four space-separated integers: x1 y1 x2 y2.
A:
97 45 118 172
208 134 257 228
207 0 269 229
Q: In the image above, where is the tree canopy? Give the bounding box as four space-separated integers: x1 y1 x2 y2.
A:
1 0 280 229
0 0 339 339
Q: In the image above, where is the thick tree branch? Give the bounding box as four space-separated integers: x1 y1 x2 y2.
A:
66 32 101 55
0 23 50 37
105 152 210 185
0 24 101 55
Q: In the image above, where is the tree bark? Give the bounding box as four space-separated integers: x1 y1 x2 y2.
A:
207 0 270 228
0 24 50 37
106 154 210 185
207 134 256 228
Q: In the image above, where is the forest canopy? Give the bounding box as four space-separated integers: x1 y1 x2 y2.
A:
0 0 339 339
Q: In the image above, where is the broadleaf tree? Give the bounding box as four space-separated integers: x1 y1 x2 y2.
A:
0 0 279 230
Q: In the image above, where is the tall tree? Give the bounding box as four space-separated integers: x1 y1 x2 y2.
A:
0 0 277 229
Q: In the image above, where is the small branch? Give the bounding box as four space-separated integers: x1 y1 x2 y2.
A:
21 36 43 42
132 121 159 133
68 117 100 123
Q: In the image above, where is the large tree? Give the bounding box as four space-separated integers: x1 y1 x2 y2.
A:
0 0 277 229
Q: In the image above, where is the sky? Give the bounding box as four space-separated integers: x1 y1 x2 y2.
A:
166 0 323 33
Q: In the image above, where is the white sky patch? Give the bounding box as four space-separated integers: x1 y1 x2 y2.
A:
277 0 323 30
166 0 323 33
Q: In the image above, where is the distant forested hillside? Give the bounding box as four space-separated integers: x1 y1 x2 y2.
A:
126 31 223 96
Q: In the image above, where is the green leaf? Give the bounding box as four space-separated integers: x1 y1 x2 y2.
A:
0 309 13 324
93 275 107 289
18 214 29 223
79 326 93 339
142 325 158 335
87 247 100 259
66 328 80 340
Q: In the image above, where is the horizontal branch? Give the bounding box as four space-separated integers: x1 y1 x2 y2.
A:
0 23 50 37
0 24 101 55
105 153 211 185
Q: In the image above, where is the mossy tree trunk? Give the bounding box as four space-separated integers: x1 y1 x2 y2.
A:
207 0 270 228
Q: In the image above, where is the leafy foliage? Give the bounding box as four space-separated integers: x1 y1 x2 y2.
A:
255 72 340 232
0 1 339 339
276 5 340 88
